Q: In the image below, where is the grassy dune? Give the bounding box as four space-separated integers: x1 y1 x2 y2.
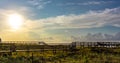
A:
0 46 120 63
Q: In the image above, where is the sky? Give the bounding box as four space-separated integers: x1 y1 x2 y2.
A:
0 0 120 42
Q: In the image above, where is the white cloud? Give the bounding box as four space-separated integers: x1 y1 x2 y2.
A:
27 0 51 9
81 1 113 5
0 7 120 41
58 1 114 6
34 7 120 29
1 5 119 32
1 7 120 29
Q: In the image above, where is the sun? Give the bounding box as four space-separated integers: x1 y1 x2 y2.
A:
8 13 24 30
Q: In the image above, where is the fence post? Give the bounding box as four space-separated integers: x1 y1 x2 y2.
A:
32 53 33 63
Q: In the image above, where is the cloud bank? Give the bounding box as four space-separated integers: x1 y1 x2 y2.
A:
0 7 120 41
71 32 120 41
34 7 120 29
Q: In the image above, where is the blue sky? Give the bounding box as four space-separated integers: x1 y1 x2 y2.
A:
0 0 120 42
0 0 120 19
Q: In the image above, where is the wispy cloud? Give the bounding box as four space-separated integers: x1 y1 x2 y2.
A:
58 1 114 6
81 1 113 5
27 0 51 9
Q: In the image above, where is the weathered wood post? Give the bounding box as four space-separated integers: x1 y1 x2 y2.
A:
52 46 56 55
0 38 1 43
70 42 77 53
9 44 16 56
32 53 33 63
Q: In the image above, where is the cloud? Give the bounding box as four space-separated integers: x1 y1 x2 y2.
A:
34 7 120 29
1 6 119 32
71 32 120 41
0 7 32 31
0 7 120 41
0 8 42 40
81 1 113 5
58 1 114 6
27 0 51 9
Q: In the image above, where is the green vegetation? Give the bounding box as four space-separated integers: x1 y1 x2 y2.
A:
0 44 120 63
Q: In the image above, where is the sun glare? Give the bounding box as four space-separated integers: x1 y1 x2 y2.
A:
8 13 24 30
